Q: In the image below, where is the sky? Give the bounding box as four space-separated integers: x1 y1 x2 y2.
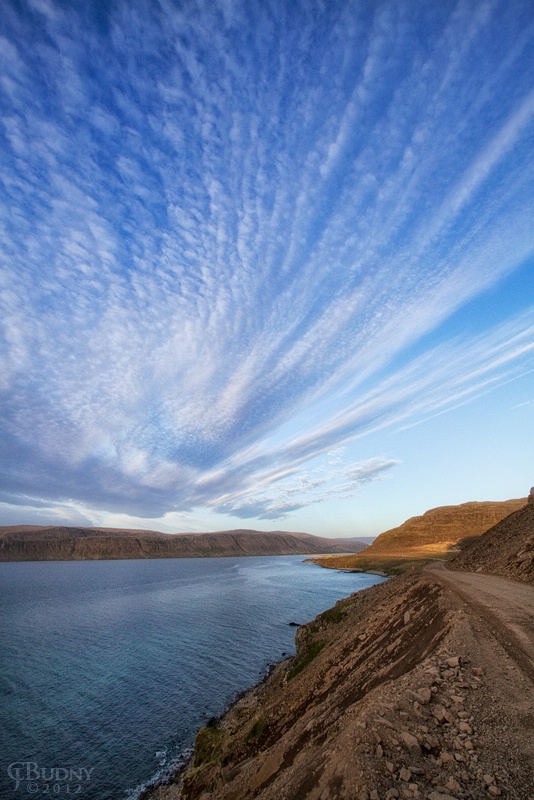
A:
0 0 533 538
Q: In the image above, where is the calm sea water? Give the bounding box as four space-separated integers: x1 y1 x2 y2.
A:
0 556 384 800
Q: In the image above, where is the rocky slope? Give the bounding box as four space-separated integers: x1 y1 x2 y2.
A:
0 526 366 561
144 495 534 800
147 567 534 800
312 499 526 573
451 497 534 583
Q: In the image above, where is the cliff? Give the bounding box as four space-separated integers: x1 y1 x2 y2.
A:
451 500 534 582
0 526 367 561
311 498 526 573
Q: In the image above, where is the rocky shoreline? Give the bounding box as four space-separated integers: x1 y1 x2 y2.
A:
143 563 533 800
141 501 534 800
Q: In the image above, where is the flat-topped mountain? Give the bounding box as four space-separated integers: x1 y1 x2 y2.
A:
0 525 367 561
312 498 526 573
451 498 534 582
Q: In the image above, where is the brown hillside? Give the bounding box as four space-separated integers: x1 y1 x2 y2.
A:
0 526 366 562
313 498 526 573
451 500 534 582
148 567 534 800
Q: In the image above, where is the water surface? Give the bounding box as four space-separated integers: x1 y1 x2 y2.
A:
0 556 384 799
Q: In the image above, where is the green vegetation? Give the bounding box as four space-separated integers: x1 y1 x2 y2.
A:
288 640 326 680
317 598 351 624
314 554 451 576
351 556 436 576
246 716 267 741
194 726 225 767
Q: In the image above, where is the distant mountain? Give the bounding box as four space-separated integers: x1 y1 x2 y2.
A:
0 525 368 562
451 498 534 582
311 498 526 572
343 535 377 544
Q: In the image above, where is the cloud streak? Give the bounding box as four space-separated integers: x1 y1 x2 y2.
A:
0 0 533 523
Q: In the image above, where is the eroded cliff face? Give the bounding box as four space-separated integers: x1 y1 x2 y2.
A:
365 500 526 554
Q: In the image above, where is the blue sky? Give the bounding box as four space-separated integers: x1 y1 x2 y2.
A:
0 0 533 537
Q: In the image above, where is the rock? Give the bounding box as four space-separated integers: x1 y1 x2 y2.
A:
488 787 501 797
416 687 432 705
528 486 534 504
445 777 461 793
432 704 454 724
376 744 384 758
458 721 473 734
400 731 421 754
446 656 460 668
404 611 411 624
288 621 300 627
422 734 439 752
399 766 411 781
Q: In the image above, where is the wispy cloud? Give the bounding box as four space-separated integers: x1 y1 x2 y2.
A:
214 456 400 520
0 0 533 523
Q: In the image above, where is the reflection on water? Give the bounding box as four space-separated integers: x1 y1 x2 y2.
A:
0 556 384 800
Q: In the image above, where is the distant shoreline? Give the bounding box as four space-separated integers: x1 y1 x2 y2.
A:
0 526 367 562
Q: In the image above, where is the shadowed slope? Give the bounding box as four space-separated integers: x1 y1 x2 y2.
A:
451 500 534 582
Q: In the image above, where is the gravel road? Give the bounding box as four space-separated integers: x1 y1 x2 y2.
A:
427 563 534 683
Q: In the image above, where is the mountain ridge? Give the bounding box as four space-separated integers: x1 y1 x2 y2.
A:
311 498 526 573
0 525 367 561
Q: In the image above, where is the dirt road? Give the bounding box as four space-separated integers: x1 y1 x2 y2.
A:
427 561 534 682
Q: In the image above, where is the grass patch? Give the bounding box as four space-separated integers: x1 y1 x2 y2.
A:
318 605 347 624
313 553 449 576
194 726 225 767
288 640 326 680
246 716 267 741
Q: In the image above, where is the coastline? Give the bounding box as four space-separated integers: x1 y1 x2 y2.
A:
143 564 534 800
142 573 402 800
134 656 293 800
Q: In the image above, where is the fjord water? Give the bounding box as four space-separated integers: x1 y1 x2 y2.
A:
0 556 384 800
